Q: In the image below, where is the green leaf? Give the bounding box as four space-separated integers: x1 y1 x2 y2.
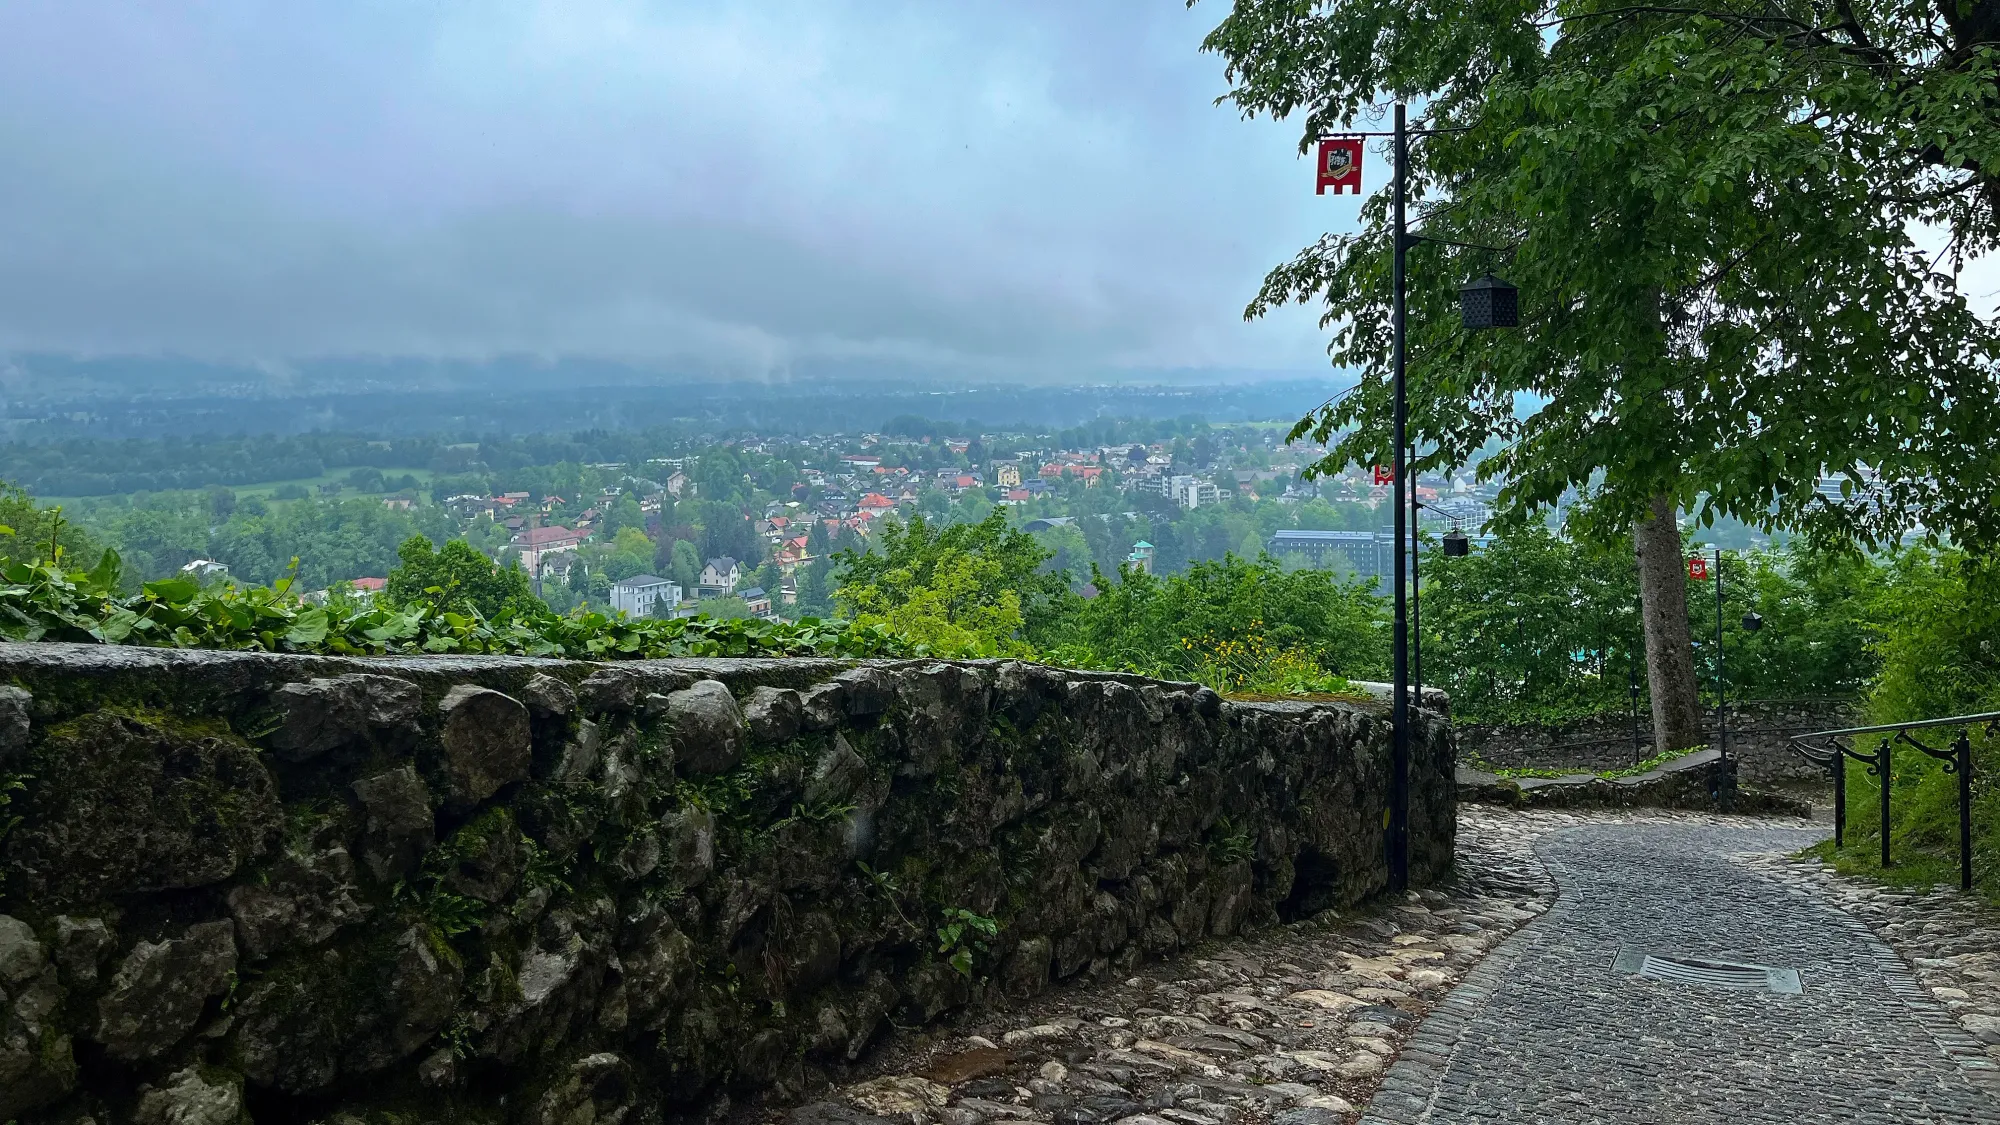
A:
96 608 141 644
284 607 330 646
143 577 200 603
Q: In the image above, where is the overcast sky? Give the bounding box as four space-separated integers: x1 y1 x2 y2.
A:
0 1 1362 382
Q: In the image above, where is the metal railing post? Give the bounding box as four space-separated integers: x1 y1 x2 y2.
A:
1833 752 1845 848
1792 711 1996 889
1878 735 1893 869
1957 730 1974 893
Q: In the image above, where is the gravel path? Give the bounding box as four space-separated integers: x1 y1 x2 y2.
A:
1363 818 2000 1124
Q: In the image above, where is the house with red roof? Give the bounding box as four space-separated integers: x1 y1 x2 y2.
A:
511 525 583 573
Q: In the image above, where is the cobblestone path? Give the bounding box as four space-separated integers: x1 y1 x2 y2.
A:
773 808 1563 1125
1363 821 2000 1124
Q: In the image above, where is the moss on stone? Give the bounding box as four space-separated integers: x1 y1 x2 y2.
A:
0 648 1453 1125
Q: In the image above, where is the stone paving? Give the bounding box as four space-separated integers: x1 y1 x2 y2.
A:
770 807 1560 1125
1363 817 2000 1124
765 808 2000 1125
1737 850 2000 1070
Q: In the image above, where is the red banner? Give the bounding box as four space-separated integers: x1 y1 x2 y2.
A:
1316 139 1363 195
1372 464 1394 485
1687 557 1710 580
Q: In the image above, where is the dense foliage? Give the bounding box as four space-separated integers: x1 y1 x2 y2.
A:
84 492 459 589
1420 529 1883 722
1713 548 1885 702
385 536 541 619
0 487 99 562
827 511 1386 688
1052 556 1386 693
1866 552 2000 725
0 544 914 661
1417 527 1642 722
1809 550 2000 898
1206 0 2000 550
833 510 1078 656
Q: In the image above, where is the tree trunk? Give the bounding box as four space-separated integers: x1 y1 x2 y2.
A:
1633 493 1704 754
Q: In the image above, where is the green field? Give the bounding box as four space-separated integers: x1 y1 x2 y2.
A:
42 467 439 508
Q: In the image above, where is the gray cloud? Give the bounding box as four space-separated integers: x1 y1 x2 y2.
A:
0 1 1361 379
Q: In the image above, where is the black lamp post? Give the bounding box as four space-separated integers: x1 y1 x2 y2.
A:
1384 103 1520 892
1441 527 1470 556
1712 547 1728 760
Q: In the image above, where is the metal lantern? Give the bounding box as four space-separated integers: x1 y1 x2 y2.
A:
1459 273 1519 330
1741 611 1764 632
1441 528 1471 557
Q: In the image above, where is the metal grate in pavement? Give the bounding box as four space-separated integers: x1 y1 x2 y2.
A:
1613 947 1803 994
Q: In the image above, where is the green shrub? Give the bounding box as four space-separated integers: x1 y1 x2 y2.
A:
834 510 1073 653
385 536 540 619
0 547 913 661
1423 528 1881 724
1054 554 1385 690
1816 549 2000 900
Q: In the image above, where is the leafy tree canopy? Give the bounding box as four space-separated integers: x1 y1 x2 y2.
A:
1417 526 1880 721
840 550 1030 659
1204 0 2000 547
0 487 99 571
1057 554 1387 687
1867 548 2000 723
600 527 657 583
834 509 1076 650
386 536 539 619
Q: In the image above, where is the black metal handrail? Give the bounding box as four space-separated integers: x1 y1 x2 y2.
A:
1790 710 2000 891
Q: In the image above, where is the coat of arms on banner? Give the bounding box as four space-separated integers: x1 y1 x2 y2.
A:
1316 138 1363 195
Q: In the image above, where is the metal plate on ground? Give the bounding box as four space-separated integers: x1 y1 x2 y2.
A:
1613 948 1803 994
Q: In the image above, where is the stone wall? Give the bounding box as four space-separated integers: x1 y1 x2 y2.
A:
0 643 1454 1125
1456 750 1810 816
1458 699 1858 784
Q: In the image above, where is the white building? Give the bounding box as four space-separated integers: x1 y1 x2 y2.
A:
1169 475 1220 509
699 557 742 598
607 574 681 619
179 559 230 583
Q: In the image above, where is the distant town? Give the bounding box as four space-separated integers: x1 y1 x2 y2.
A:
381 426 1512 619
27 413 1865 624
28 418 1533 618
